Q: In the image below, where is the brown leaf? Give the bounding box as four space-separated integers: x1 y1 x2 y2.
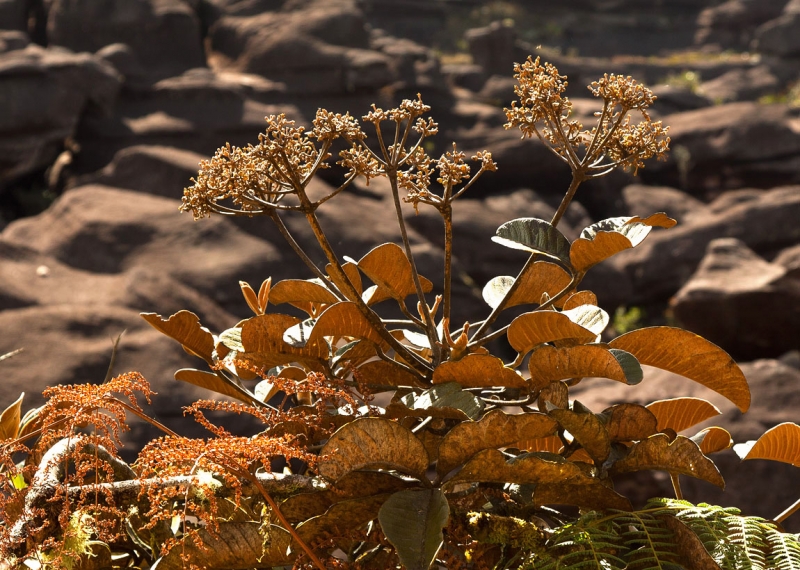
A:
611 434 724 487
296 494 390 544
603 403 658 442
357 360 424 388
327 261 362 298
533 482 631 511
257 277 272 312
433 354 525 389
736 422 800 467
268 279 338 309
239 280 261 315
692 427 733 455
515 435 563 454
174 369 257 405
570 214 677 272
0 393 24 441
610 327 750 412
306 302 388 349
549 408 611 464
645 397 722 433
358 243 433 302
451 449 595 485
507 311 597 355
319 418 429 481
661 515 722 570
437 410 557 476
562 290 598 310
528 345 635 391
237 314 329 370
482 262 572 309
538 381 569 410
141 310 215 364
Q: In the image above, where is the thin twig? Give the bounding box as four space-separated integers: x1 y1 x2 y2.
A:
776 496 800 524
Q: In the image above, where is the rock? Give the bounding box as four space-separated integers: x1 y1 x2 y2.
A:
369 30 442 91
47 0 206 81
1 185 287 314
0 30 28 52
698 65 780 103
465 21 517 76
649 84 712 116
441 63 486 92
670 238 800 360
610 186 800 305
753 8 800 56
0 45 120 190
71 145 204 198
477 74 517 107
621 184 707 224
95 43 149 89
774 243 800 278
207 0 394 95
0 0 26 31
695 0 788 50
643 102 800 193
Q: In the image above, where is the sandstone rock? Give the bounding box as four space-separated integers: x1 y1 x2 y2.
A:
698 65 780 103
643 102 800 193
465 21 517 75
774 243 800 279
441 63 486 92
610 186 800 305
0 0 26 31
0 30 28 52
754 10 800 56
1 185 287 313
621 184 707 224
369 31 442 91
649 84 712 116
47 0 206 81
695 0 788 50
670 238 800 360
0 45 120 190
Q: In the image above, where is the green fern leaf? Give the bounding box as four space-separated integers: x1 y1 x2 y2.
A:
765 529 800 570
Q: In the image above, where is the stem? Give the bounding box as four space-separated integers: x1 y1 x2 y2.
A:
442 204 453 326
776 496 800 524
550 173 583 228
387 171 441 365
267 210 344 300
670 473 683 500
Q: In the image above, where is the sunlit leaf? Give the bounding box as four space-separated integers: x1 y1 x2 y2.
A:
218 327 244 352
174 369 257 405
327 261 362 298
538 381 569 409
570 214 677 272
296 494 390 544
609 327 751 412
528 345 642 390
734 422 800 467
549 407 611 464
561 304 609 336
645 397 721 433
254 379 279 404
358 243 433 302
533 482 632 511
507 311 597 355
611 434 724 487
357 360 424 388
515 435 563 454
0 393 24 441
268 279 338 309
391 382 484 421
433 354 525 389
602 403 658 442
302 302 388 349
379 489 449 570
318 418 429 481
492 218 572 264
562 290 598 310
237 314 329 371
481 262 572 309
239 280 261 315
141 311 215 364
691 427 733 455
437 410 557 476
661 514 723 570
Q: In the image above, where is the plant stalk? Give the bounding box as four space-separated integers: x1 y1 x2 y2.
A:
776 496 800 524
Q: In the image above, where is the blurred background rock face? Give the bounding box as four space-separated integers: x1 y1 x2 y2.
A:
0 0 798 528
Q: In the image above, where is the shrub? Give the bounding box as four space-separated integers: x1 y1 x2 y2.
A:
1 57 799 570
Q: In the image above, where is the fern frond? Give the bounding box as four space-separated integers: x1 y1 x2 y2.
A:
614 511 679 569
765 529 800 570
528 513 626 570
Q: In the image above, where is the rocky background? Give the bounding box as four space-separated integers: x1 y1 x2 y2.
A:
1 0 799 529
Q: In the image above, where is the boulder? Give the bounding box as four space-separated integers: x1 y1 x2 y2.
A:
621 184 707 224
698 65 780 103
610 186 800 305
0 30 28 52
47 0 206 80
465 21 517 76
71 145 204 198
0 44 120 190
642 102 800 193
670 238 800 360
649 84 712 116
695 0 789 50
753 8 800 56
0 0 26 31
0 185 287 314
774 243 800 279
